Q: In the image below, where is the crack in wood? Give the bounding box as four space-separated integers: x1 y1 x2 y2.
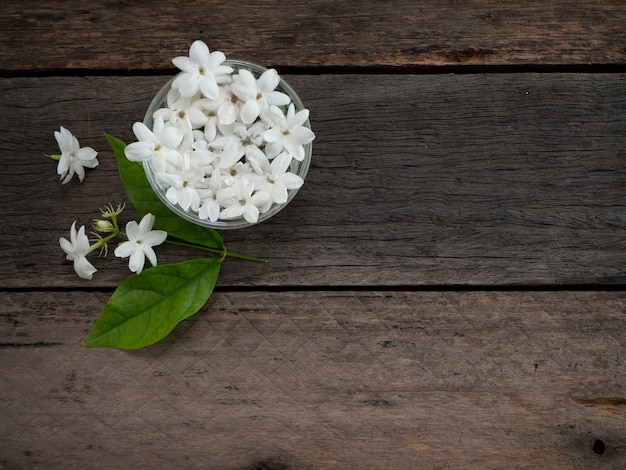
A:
572 397 626 418
0 341 63 347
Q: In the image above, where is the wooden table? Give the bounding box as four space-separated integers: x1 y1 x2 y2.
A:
1 1 625 468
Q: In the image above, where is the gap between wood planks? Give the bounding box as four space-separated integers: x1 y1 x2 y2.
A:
1 63 625 79
3 284 626 295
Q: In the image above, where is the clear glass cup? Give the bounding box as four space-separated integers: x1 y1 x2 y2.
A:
142 59 313 230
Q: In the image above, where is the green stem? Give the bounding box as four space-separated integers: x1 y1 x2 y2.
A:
165 239 266 263
87 232 119 255
221 251 267 263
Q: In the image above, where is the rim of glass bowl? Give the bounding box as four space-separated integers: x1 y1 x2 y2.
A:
142 59 313 230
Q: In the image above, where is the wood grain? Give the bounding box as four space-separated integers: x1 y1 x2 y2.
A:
1 73 624 288
1 0 624 72
1 290 624 469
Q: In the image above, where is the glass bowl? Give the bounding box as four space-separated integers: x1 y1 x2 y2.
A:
142 59 313 230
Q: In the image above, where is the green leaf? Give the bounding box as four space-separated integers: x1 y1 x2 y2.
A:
83 258 221 349
105 134 224 250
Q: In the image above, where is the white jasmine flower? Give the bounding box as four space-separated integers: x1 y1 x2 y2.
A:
114 213 167 274
219 160 256 187
209 136 244 170
124 117 184 168
156 163 204 212
54 126 99 184
187 98 221 141
172 40 233 100
219 177 270 224
213 121 267 169
154 87 210 133
152 102 194 135
263 104 315 161
190 139 218 168
225 152 270 191
231 68 291 124
249 152 303 204
59 221 97 280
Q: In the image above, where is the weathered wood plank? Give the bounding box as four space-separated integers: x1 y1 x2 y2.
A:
1 0 624 71
0 290 624 469
1 73 624 288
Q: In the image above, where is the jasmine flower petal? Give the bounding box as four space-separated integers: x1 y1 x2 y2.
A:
113 241 135 259
240 100 261 125
132 121 157 144
128 249 146 274
143 245 158 268
124 141 153 162
189 39 211 65
74 255 98 280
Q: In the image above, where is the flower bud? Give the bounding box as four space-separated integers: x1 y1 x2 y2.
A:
92 219 114 233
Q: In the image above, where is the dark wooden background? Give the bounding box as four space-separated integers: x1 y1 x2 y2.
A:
1 1 625 469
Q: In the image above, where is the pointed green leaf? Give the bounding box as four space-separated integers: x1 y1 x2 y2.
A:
105 134 223 250
83 258 221 349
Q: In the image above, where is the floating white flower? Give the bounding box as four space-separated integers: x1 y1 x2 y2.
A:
231 68 291 124
54 126 99 184
114 213 167 274
249 152 304 204
172 40 233 100
219 177 270 224
59 221 97 280
212 120 267 169
189 138 218 168
263 103 315 161
124 117 184 173
153 94 199 134
156 158 204 212
189 97 222 141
